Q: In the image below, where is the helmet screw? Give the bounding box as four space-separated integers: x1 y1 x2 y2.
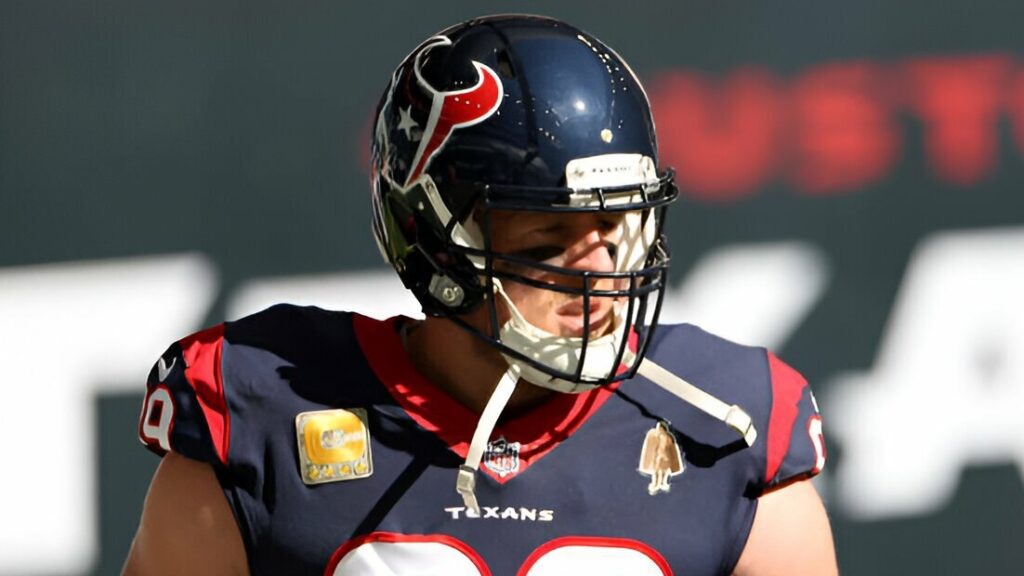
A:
429 274 465 307
442 286 462 304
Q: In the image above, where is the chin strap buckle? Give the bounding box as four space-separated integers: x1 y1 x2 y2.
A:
725 405 758 446
456 465 480 515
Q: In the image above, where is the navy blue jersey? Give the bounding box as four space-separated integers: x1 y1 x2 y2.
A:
138 305 825 576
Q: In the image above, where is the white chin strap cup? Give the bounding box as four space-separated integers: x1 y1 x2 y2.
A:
493 279 627 393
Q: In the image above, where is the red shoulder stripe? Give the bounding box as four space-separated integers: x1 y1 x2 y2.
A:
764 351 808 483
180 324 230 466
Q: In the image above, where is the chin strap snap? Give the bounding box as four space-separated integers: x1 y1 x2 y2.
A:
636 357 758 447
456 363 521 515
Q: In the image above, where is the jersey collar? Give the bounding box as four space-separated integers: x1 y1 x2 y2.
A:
352 313 620 482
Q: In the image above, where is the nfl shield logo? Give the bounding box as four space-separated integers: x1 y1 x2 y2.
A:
483 437 521 478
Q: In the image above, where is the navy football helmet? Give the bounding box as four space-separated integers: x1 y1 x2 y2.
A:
371 14 677 392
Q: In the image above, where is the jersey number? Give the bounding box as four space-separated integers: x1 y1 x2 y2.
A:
140 386 175 452
807 415 825 474
326 532 672 576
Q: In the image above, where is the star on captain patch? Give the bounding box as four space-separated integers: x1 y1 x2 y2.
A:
397 105 420 141
295 408 373 485
638 420 685 495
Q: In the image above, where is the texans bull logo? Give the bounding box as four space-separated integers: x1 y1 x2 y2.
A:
399 36 504 188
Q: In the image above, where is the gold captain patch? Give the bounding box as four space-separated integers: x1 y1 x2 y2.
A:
295 408 373 485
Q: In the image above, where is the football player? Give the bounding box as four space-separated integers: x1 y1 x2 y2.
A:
125 14 836 575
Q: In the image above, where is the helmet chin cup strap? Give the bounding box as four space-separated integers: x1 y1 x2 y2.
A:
457 362 521 515
634 354 758 447
492 279 626 393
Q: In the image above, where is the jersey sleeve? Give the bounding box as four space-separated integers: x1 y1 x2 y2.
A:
760 351 826 492
137 324 231 467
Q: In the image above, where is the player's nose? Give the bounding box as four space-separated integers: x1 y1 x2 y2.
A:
562 228 616 274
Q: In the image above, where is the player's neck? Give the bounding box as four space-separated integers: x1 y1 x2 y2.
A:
402 317 554 416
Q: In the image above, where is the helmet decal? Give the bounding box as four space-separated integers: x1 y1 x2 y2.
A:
404 36 504 187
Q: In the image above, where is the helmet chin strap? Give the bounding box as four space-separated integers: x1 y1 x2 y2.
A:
456 362 520 514
495 279 757 445
631 350 758 447
453 352 758 514
454 281 758 513
491 276 759 446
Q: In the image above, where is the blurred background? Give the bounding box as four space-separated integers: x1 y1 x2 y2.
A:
2 0 1023 574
